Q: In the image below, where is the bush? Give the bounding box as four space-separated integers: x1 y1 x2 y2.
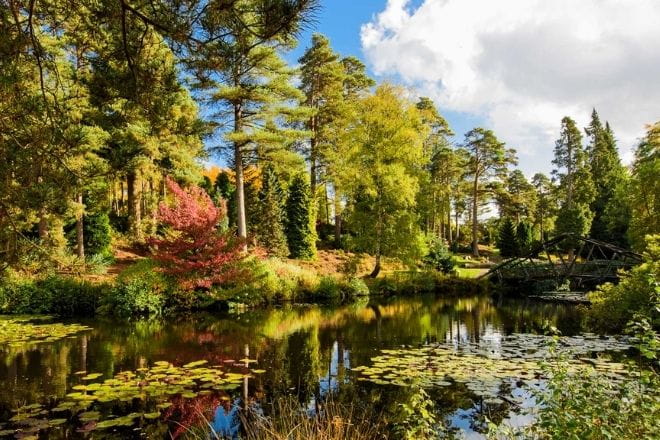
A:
99 259 171 317
84 211 112 257
0 275 107 316
216 258 322 305
587 235 660 332
422 236 456 274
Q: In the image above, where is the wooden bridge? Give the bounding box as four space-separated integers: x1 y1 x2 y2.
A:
478 234 642 289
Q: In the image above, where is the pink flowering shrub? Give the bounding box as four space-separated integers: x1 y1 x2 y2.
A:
148 178 245 289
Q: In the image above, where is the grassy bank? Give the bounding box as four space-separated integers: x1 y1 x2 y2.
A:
0 255 487 318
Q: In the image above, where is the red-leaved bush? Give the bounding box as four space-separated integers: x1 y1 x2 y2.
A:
148 177 245 289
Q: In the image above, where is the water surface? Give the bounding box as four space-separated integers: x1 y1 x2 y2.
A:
0 295 588 438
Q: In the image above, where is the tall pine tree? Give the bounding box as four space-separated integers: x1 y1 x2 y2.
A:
585 110 628 245
552 116 595 252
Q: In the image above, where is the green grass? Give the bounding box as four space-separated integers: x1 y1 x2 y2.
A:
455 268 486 278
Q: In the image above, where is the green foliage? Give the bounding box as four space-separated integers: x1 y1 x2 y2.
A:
344 85 427 273
83 212 112 257
461 127 517 255
587 235 660 332
627 123 660 251
0 276 106 316
497 218 518 257
256 165 289 257
100 260 170 317
533 345 659 439
515 221 533 256
392 385 439 440
286 174 317 259
422 236 456 274
554 203 592 246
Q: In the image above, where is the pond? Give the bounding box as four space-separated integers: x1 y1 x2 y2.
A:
0 295 630 439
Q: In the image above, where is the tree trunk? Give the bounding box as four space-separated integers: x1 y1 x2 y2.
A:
370 252 381 278
334 185 342 249
447 205 453 243
472 175 480 256
38 213 48 241
76 193 84 259
127 171 141 238
234 104 247 248
324 183 330 224
455 209 460 242
309 116 317 196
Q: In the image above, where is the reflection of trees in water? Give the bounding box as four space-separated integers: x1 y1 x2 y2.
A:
0 295 587 436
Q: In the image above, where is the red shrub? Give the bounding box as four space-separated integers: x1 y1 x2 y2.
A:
148 177 245 289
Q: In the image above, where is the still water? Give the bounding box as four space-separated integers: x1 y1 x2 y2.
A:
0 295 588 438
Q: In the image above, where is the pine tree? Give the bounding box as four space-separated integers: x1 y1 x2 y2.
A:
497 218 518 257
256 165 289 257
585 110 628 244
531 173 556 241
286 174 317 259
189 8 311 245
515 221 534 256
298 34 345 196
461 128 517 256
552 117 595 249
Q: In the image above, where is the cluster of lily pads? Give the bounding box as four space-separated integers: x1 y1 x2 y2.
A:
352 333 632 404
0 316 91 346
2 359 263 438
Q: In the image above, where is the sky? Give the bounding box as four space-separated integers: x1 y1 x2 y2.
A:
215 0 660 176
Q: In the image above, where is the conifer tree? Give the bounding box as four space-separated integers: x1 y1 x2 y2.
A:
585 110 628 244
461 128 517 256
515 221 534 256
552 116 595 248
531 173 556 241
496 218 517 257
298 34 345 196
187 3 313 245
256 165 289 257
286 174 317 259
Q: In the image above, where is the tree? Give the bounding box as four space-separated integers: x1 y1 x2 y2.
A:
496 170 537 223
531 173 556 241
496 218 517 258
188 4 312 245
552 117 595 255
285 174 317 259
515 221 533 256
627 122 660 250
256 165 289 257
325 56 374 248
585 110 628 244
415 97 456 241
344 85 427 277
298 34 345 196
460 128 517 256
148 178 245 290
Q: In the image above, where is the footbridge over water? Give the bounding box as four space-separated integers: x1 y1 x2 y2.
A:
478 233 642 289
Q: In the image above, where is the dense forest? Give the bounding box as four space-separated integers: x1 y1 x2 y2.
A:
0 1 658 439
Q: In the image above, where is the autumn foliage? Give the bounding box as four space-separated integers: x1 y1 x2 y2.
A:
148 178 245 289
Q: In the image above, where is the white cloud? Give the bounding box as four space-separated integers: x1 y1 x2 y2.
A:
361 0 660 174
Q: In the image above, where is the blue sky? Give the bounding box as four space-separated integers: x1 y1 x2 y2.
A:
210 0 660 174
287 0 483 143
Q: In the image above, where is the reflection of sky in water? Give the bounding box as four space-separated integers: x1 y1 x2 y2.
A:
212 400 241 439
0 295 589 438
